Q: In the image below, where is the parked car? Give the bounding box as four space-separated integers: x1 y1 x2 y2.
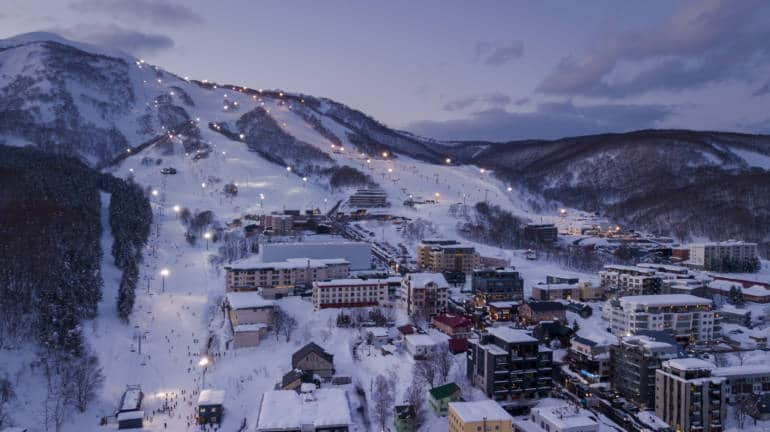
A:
161 167 177 175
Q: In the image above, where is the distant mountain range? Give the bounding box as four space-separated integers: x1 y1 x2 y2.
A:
1 32 769 253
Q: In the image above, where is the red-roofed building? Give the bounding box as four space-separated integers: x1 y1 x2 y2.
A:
397 324 417 341
432 314 473 338
448 338 468 354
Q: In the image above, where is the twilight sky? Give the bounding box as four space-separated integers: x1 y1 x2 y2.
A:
2 0 770 141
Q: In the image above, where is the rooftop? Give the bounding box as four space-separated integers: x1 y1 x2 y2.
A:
429 382 461 400
408 272 449 289
233 323 268 333
530 402 598 430
198 389 225 406
432 314 472 328
618 294 712 308
450 400 512 423
712 364 770 377
256 389 351 430
487 326 537 344
226 257 350 271
226 292 275 309
665 357 715 371
405 334 438 346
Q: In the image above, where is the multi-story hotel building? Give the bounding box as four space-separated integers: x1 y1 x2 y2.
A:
417 240 480 274
466 327 553 407
603 294 715 344
655 358 726 432
610 334 679 408
472 268 524 305
401 272 449 318
599 265 662 296
312 278 388 310
448 400 513 432
689 241 758 271
225 257 350 292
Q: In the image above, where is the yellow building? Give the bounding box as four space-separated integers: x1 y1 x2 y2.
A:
448 400 513 432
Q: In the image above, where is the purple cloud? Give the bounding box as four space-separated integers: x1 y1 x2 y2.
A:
54 24 174 55
474 41 524 66
69 0 202 26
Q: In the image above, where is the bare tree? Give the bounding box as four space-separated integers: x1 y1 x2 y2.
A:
414 359 437 388
282 315 298 342
371 374 395 431
61 355 104 412
432 344 454 385
0 373 14 429
403 371 426 428
735 351 747 366
271 308 286 341
713 353 730 368
734 395 752 428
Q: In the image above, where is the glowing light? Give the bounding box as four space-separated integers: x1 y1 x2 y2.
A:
157 78 162 83
201 182 207 188
129 168 134 173
160 268 170 277
203 232 212 240
173 205 181 213
239 133 245 140
286 166 292 172
151 189 159 196
507 186 513 192
434 192 440 197
382 151 389 158
387 168 393 173
480 168 486 173
366 159 371 164
198 356 210 367
302 177 308 182
445 158 452 164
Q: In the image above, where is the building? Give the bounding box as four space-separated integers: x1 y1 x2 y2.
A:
523 224 558 244
394 405 416 432
348 187 388 208
448 400 513 432
233 323 269 348
518 301 567 325
312 278 388 309
655 358 726 432
689 241 758 272
225 257 350 292
428 383 462 416
292 343 335 379
197 389 225 425
707 280 770 303
532 282 602 302
401 273 449 318
711 365 770 403
599 265 662 296
604 295 715 344
512 402 598 432
260 214 294 235
117 411 143 430
716 304 751 327
432 314 473 338
417 240 480 274
255 388 351 432
466 327 553 406
610 335 679 408
472 268 524 305
488 301 520 322
404 334 438 358
225 292 275 326
568 335 613 384
261 239 371 270
546 275 579 285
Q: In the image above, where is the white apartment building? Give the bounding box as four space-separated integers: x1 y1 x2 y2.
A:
655 358 726 432
312 278 388 310
689 241 758 271
513 402 598 432
604 294 715 344
401 272 449 317
225 257 350 291
599 265 662 296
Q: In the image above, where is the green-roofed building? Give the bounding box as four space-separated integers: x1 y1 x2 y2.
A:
428 383 461 416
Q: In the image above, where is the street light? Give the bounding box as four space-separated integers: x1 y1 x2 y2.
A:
173 205 181 219
480 168 486 174
203 232 212 250
445 158 452 164
199 355 211 388
382 151 389 158
160 268 170 292
286 166 292 172
507 186 513 192
151 189 159 197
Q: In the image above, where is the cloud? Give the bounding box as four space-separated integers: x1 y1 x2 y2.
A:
54 24 174 55
442 92 511 111
537 0 770 98
407 101 674 142
514 97 530 106
474 40 524 66
69 0 202 26
753 81 770 97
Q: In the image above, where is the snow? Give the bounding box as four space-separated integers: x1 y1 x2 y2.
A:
255 389 351 430
527 400 598 430
233 324 268 332
404 334 439 347
117 410 144 421
197 389 225 405
619 294 712 307
226 257 349 270
449 400 513 422
225 292 275 309
486 326 537 344
260 241 371 270
712 364 770 377
315 278 390 287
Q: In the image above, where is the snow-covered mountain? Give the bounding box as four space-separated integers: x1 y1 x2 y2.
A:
2 32 770 247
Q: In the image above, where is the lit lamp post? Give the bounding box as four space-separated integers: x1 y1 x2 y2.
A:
203 232 212 250
381 151 389 158
173 205 181 219
445 157 452 164
434 192 440 203
160 268 169 292
199 355 210 388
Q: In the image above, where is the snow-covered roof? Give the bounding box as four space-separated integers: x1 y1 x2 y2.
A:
117 410 144 421
691 240 757 247
665 358 715 371
198 389 225 406
636 411 669 430
120 388 142 411
603 264 655 274
713 364 770 378
226 257 349 270
488 301 520 308
487 327 537 344
366 327 390 337
408 272 449 288
533 283 577 291
530 402 598 430
256 389 351 430
233 323 268 333
450 400 512 422
710 282 770 297
623 335 676 351
619 294 712 308
405 334 438 347
314 278 388 288
226 292 275 309
718 304 750 315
